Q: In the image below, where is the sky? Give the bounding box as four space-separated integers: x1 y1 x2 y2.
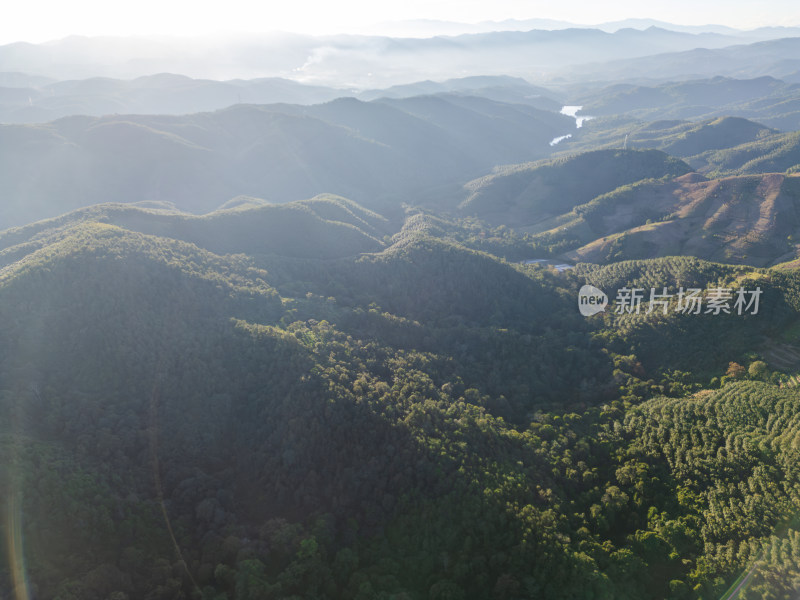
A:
3 0 800 44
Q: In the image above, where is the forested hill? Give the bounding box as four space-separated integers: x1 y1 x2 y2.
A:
5 198 800 598
454 147 800 268
540 172 800 267
6 21 800 600
0 195 394 263
459 149 692 225
0 95 572 227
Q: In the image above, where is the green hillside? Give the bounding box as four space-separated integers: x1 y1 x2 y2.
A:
459 149 692 227
575 75 800 130
0 195 393 264
7 24 800 600
639 116 775 156
693 130 800 175
4 203 800 598
564 116 776 158
621 381 800 600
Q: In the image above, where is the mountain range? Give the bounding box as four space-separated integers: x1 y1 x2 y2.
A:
0 73 564 124
373 17 800 38
0 95 572 227
6 83 800 271
3 26 800 86
6 21 800 600
562 37 800 83
5 186 800 598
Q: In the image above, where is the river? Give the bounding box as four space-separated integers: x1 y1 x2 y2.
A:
550 105 595 146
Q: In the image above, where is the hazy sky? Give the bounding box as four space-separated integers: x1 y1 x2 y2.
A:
4 0 800 43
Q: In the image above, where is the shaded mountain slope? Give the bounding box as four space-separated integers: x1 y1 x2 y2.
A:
563 38 800 84
0 73 346 123
459 149 692 227
565 116 800 177
0 73 565 124
560 116 778 160
578 76 797 125
641 116 776 156
0 96 571 227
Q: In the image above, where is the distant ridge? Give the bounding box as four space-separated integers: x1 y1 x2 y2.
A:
0 96 571 227
0 27 794 85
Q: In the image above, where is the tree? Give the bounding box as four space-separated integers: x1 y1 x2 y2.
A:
726 362 746 379
748 360 768 380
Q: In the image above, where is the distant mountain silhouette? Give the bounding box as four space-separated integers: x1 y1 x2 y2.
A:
0 28 789 86
0 95 572 227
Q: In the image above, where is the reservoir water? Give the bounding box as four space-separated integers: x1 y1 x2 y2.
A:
550 105 595 146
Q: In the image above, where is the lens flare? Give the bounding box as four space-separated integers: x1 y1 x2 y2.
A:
6 472 31 600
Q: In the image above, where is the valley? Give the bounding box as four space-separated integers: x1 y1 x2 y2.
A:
3 16 800 600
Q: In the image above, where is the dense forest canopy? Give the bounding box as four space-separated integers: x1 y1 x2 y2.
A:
4 20 800 600
2 195 800 599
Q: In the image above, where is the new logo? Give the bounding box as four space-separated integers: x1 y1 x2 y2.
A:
578 285 608 316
